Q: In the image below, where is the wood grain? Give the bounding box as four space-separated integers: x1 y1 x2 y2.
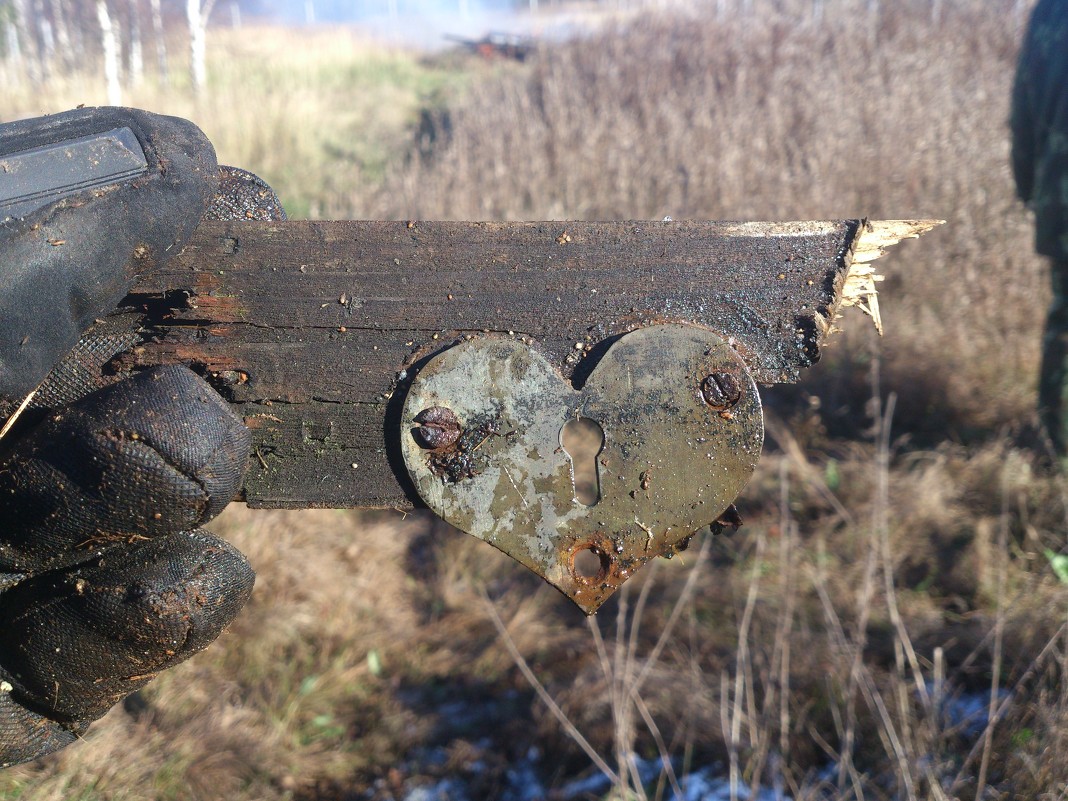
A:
82 218 924 508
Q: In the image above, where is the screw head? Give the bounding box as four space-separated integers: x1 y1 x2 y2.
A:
701 372 743 409
412 406 462 450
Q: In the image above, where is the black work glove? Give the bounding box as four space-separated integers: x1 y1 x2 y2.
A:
0 108 285 767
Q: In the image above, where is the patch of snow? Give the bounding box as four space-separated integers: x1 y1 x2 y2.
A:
557 769 612 799
925 682 1011 738
502 756 545 801
555 753 671 799
403 779 466 801
668 767 790 801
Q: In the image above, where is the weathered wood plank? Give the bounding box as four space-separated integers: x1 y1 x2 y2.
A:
83 218 935 509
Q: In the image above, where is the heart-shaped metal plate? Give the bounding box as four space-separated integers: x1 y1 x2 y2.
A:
400 324 763 613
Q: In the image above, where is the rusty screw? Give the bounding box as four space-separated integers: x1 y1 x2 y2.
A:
412 406 462 450
700 372 743 409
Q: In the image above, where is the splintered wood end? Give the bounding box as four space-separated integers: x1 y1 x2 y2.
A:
826 219 944 337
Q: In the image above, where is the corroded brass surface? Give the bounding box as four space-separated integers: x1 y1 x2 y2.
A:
400 324 764 613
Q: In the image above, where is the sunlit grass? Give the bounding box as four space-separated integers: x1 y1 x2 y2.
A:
0 25 467 219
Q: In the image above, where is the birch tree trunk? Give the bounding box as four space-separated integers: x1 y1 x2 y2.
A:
47 0 73 70
33 0 53 78
126 0 143 86
186 0 209 95
11 0 41 84
4 21 21 76
97 0 122 105
150 0 167 84
37 27 52 79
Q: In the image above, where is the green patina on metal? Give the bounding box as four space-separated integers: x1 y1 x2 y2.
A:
400 323 764 613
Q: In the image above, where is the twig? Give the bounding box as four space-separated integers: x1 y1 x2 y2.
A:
634 691 683 800
876 395 931 715
626 559 660 689
588 613 615 687
949 623 1066 793
719 670 737 801
587 613 636 800
770 461 798 788
841 478 879 798
0 387 37 444
630 533 713 700
763 411 854 527
614 581 636 801
809 548 881 799
730 528 765 801
976 477 1009 799
481 590 620 785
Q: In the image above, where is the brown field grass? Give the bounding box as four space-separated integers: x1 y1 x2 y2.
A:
3 1 1068 799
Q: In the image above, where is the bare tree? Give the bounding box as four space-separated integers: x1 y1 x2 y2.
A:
4 19 22 77
186 0 218 95
32 0 53 77
46 0 74 70
125 0 142 85
11 0 42 83
149 0 167 84
96 0 121 104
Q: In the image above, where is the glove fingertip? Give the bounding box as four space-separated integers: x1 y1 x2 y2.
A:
0 530 254 722
0 687 86 768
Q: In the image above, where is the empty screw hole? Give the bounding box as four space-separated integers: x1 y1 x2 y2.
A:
572 546 609 583
560 416 605 506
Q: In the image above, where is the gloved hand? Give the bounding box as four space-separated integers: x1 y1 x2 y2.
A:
0 108 284 767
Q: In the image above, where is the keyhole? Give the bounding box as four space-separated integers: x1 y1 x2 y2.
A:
560 417 605 506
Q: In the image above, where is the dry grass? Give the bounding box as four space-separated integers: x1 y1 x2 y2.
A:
358 0 1045 438
0 25 466 219
3 1 1068 799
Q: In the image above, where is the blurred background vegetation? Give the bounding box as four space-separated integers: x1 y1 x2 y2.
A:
2 0 1067 799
